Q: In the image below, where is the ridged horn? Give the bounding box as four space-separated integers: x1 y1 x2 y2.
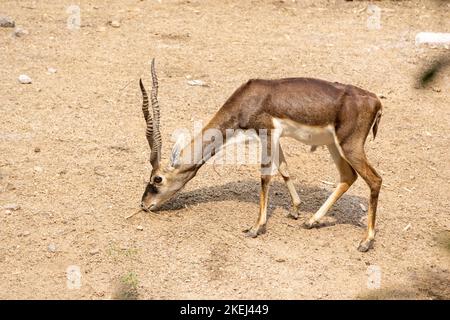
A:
139 78 154 159
149 58 162 168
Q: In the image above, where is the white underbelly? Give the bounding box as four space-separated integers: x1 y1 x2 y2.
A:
273 117 335 146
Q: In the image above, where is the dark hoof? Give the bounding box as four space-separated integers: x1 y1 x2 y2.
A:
244 229 258 238
243 225 266 238
302 221 317 229
288 210 299 220
357 239 374 252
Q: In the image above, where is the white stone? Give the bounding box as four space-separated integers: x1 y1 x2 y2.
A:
415 32 450 48
18 74 32 84
47 243 57 252
89 248 100 255
0 16 15 28
4 203 20 211
109 20 120 28
187 79 206 87
14 27 28 37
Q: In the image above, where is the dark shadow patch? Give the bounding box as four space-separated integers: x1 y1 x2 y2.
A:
359 230 450 300
156 180 366 227
434 230 450 253
415 54 449 88
358 269 450 300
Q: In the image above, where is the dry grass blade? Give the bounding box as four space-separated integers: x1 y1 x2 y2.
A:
125 209 143 219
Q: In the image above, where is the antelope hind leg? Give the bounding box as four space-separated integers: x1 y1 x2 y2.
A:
303 144 357 229
278 145 301 219
340 140 382 252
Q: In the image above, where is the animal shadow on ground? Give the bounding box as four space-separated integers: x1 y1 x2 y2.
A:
358 231 450 300
157 180 366 228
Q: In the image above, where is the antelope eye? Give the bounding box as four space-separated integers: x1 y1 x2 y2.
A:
153 176 163 184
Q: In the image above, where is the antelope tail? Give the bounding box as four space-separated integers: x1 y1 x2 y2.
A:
372 105 383 140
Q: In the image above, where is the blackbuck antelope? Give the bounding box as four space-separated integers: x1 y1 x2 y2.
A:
139 59 383 252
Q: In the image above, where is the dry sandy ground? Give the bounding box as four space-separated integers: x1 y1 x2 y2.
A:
0 0 449 299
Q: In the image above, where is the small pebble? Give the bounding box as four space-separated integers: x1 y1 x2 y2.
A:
5 183 16 191
34 147 41 153
34 166 43 173
4 203 21 211
136 225 144 231
187 79 207 87
89 248 100 255
47 67 57 74
109 20 120 28
14 27 28 37
47 243 57 252
18 74 32 84
275 258 286 263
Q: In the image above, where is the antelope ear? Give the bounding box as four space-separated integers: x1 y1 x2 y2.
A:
170 142 182 167
170 129 189 168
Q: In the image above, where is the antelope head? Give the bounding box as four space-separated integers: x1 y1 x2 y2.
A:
139 59 195 212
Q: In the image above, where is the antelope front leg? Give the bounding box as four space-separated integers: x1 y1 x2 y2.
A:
243 175 272 238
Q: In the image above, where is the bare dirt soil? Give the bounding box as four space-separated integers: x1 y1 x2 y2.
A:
1 0 449 299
